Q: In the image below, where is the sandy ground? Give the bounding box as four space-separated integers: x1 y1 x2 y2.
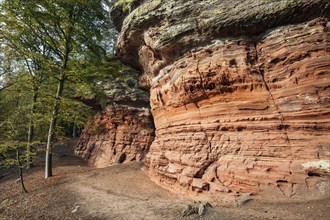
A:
0 139 329 220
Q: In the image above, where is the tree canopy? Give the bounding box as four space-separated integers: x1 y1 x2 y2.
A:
0 0 124 182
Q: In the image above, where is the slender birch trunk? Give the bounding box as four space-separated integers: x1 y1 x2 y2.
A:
45 76 64 178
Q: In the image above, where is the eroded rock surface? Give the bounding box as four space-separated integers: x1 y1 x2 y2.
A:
114 0 330 89
76 71 154 168
112 0 330 200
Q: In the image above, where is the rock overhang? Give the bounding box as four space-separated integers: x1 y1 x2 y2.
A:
111 0 330 89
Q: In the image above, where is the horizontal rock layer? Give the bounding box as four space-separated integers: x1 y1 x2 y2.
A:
76 106 154 168
144 19 330 199
114 0 330 89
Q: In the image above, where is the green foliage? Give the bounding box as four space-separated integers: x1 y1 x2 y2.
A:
66 56 132 108
0 0 130 179
0 118 40 169
114 0 135 12
0 0 116 164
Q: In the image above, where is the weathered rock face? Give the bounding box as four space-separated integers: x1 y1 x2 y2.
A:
146 20 330 200
76 71 155 168
114 0 330 89
113 0 330 200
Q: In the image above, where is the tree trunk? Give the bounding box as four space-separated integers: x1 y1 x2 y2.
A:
45 28 71 178
45 76 65 178
72 121 76 138
26 89 38 170
17 150 28 193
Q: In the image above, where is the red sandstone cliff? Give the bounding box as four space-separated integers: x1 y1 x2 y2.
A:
111 0 330 201
146 20 330 200
75 71 154 168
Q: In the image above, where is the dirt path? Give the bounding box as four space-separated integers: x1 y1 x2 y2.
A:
66 163 189 220
1 139 329 220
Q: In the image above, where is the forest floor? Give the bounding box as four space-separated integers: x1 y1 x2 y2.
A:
0 139 329 220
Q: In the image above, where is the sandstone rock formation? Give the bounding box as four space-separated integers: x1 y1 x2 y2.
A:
112 0 330 200
75 71 154 168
